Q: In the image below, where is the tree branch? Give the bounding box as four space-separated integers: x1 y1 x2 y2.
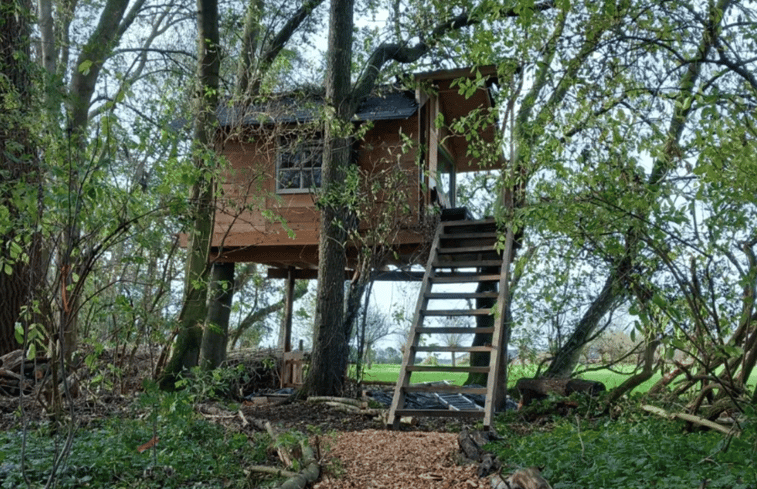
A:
351 1 555 104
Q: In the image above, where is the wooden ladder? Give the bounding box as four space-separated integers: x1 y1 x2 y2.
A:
387 218 508 429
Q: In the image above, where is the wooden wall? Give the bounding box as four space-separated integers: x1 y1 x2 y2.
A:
212 116 423 254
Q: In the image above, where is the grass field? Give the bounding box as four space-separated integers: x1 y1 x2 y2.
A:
359 363 657 389
360 363 756 393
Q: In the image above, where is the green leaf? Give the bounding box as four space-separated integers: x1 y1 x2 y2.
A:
78 59 93 75
14 323 24 345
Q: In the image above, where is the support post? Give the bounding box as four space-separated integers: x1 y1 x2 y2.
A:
283 266 295 354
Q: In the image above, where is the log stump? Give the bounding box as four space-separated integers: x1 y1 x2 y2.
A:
515 378 605 408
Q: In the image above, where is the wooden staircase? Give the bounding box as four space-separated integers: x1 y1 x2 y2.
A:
387 218 508 429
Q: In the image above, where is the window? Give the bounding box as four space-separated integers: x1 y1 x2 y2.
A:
276 138 322 193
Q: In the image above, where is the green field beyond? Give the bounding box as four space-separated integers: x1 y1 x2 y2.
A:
360 364 757 393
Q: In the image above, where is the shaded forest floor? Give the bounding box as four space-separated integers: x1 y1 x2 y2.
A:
2 348 756 489
0 348 483 488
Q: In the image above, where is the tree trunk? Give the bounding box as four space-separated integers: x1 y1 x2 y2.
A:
301 2 536 396
200 262 234 369
543 270 625 377
0 0 43 356
604 338 660 406
466 272 498 385
301 0 355 397
230 279 307 348
160 0 220 389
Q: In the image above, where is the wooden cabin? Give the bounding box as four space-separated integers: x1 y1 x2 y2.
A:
211 66 502 275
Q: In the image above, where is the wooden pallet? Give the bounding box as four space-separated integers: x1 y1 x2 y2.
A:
387 218 509 429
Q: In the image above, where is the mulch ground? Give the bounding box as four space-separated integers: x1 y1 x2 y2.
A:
237 401 492 488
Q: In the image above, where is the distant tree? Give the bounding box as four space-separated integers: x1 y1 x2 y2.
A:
437 317 471 367
354 306 395 371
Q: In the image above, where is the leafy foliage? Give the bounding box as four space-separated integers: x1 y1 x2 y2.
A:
491 411 757 489
0 416 264 489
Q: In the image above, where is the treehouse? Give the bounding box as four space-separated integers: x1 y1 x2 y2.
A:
211 65 502 275
212 66 513 423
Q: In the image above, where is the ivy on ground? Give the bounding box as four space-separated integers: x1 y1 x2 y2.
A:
490 407 756 489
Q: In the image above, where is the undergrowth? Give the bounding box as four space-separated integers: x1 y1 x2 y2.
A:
0 416 267 488
0 370 275 489
490 400 757 489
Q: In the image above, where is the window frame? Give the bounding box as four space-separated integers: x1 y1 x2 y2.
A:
275 136 323 194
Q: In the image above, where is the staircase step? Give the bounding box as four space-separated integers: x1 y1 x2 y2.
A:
403 384 488 394
432 260 502 269
413 345 493 353
406 365 490 373
426 292 499 300
442 218 497 229
437 245 497 254
393 408 485 418
415 327 494 335
440 232 498 240
430 274 501 283
423 309 492 317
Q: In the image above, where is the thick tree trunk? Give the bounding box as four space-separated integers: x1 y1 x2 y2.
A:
200 262 234 369
301 0 355 397
0 0 44 356
466 272 498 386
160 0 220 389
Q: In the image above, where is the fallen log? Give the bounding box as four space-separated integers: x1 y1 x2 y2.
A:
492 467 553 489
274 441 319 489
0 350 50 396
307 396 365 408
641 404 740 437
457 428 501 477
248 465 298 478
322 401 384 416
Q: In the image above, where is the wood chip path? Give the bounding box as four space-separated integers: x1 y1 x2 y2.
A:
314 430 488 489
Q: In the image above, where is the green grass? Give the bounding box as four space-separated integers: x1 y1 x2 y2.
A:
360 363 469 385
361 363 757 394
360 363 661 391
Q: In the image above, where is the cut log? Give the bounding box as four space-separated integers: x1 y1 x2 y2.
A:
457 428 501 478
492 467 553 489
516 378 606 408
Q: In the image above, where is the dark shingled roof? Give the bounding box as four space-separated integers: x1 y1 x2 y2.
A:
217 89 418 127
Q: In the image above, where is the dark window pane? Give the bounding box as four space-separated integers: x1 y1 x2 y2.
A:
278 170 300 189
